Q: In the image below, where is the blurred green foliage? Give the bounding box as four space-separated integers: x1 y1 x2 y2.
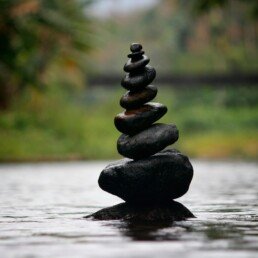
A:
0 86 257 161
90 0 258 75
0 0 93 109
0 0 258 161
193 0 258 19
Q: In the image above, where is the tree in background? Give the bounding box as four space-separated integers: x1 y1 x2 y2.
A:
0 0 93 109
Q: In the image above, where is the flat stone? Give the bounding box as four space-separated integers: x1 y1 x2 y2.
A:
98 149 193 204
121 65 156 91
114 102 167 135
128 50 145 59
85 201 195 221
124 55 150 73
120 85 157 109
117 123 178 159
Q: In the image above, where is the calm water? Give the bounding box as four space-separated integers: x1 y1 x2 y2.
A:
0 160 257 258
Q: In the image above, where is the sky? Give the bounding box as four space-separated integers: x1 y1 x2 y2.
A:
89 0 159 17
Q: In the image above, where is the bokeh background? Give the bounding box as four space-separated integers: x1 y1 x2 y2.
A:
0 0 257 162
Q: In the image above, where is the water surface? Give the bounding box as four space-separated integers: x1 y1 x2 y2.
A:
0 160 257 258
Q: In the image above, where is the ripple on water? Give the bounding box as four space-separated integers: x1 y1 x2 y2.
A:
0 161 257 258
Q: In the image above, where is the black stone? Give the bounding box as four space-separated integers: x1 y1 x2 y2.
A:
120 85 157 110
114 102 167 135
98 149 193 204
130 43 142 53
117 123 178 160
85 201 195 221
121 65 156 91
128 50 145 59
124 55 150 73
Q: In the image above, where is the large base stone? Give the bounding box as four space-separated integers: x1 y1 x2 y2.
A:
85 201 195 221
98 149 193 204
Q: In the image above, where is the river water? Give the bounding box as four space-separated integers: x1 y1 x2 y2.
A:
0 160 257 258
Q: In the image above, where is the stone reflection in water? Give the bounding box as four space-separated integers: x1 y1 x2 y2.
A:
117 220 196 241
117 221 176 241
204 223 242 240
87 201 195 241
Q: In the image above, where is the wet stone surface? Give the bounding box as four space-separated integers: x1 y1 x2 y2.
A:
98 149 193 204
117 124 178 159
121 65 156 91
128 50 145 60
114 102 167 135
123 55 150 72
120 85 157 110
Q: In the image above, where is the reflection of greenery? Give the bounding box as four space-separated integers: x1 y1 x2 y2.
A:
205 224 241 240
0 86 257 161
0 0 93 109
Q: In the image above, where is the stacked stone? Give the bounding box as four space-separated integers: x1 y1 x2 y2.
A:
98 43 193 205
115 43 178 160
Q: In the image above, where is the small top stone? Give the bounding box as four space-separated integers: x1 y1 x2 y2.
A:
130 43 142 53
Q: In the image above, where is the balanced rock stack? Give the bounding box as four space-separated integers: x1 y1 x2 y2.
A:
98 43 194 206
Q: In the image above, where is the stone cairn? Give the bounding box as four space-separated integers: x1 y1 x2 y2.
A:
87 43 194 221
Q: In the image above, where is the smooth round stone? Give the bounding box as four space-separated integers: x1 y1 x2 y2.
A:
117 123 178 160
98 149 194 204
121 65 156 91
130 43 142 53
85 201 195 221
124 55 150 73
120 85 157 110
114 102 167 135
